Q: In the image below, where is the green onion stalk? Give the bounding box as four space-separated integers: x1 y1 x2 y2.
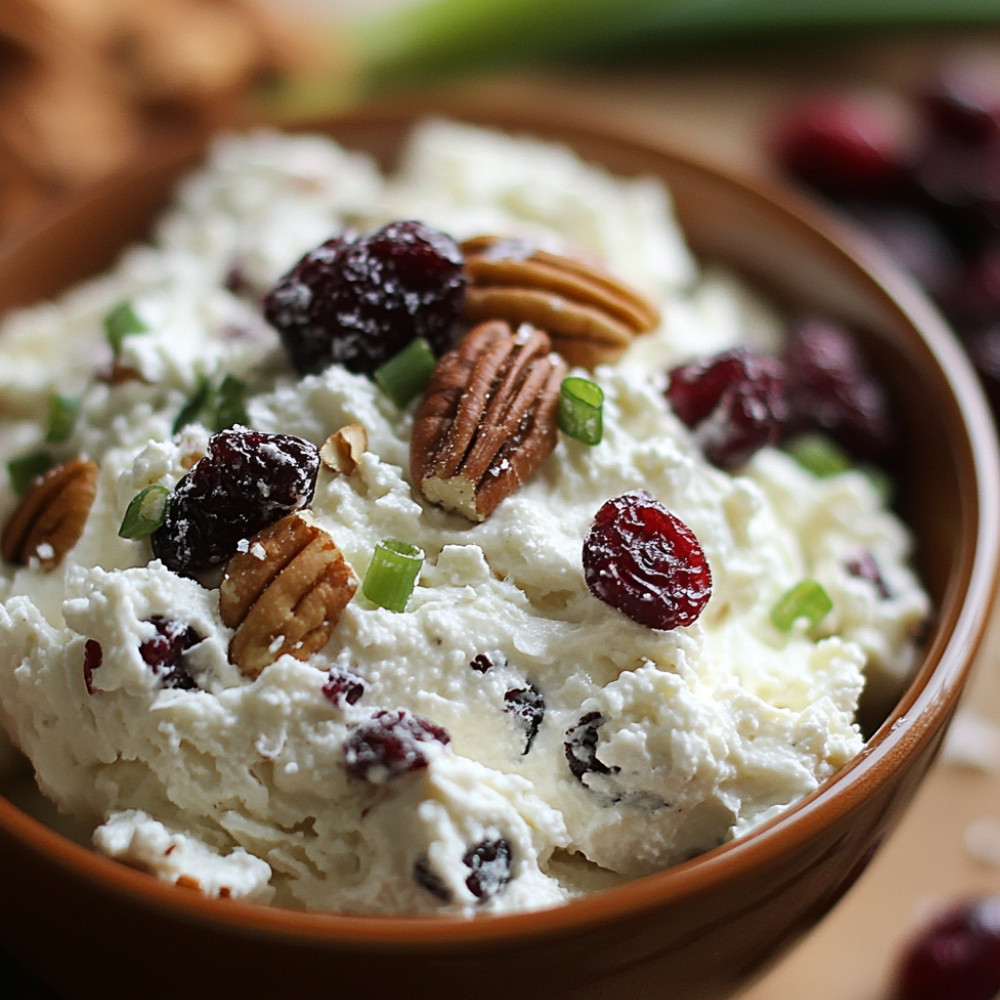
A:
254 0 1000 120
345 0 1000 93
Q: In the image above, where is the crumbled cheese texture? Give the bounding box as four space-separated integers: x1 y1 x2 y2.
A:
0 121 929 916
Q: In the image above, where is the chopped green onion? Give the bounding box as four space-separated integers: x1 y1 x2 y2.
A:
363 538 424 612
8 449 54 494
118 484 170 539
213 374 249 430
770 579 833 632
786 433 851 478
374 338 437 408
173 375 213 435
558 376 604 445
104 301 148 355
45 393 80 444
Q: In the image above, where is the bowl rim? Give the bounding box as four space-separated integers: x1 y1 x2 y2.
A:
0 98 998 949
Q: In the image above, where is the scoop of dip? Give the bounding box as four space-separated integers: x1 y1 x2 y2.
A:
0 121 929 915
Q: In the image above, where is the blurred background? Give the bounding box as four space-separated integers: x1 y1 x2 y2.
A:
3 1 1000 997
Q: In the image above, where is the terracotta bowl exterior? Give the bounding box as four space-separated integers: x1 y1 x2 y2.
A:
0 104 997 1000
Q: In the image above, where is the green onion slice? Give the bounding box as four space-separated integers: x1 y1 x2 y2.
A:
104 301 148 355
770 579 833 632
45 393 80 444
118 484 170 539
558 376 604 445
213 374 250 430
8 449 55 495
362 538 424 612
374 338 437 408
786 433 851 478
173 375 212 435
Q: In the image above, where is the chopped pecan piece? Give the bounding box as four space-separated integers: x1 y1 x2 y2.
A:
461 235 660 368
320 423 368 476
220 513 357 678
1 458 98 570
410 320 567 521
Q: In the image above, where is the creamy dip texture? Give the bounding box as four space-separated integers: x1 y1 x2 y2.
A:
0 122 929 915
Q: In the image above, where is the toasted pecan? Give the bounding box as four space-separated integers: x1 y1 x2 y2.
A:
220 513 357 678
410 320 567 521
461 235 659 368
1 458 98 570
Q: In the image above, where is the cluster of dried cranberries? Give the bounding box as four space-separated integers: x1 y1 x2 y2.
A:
767 60 1000 419
664 319 892 471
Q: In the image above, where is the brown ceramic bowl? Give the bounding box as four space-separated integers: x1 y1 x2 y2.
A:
0 102 997 1000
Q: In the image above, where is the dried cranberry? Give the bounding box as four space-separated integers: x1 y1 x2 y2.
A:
263 220 466 376
470 652 497 673
504 684 544 754
846 550 892 599
463 838 513 902
666 347 787 470
782 318 893 460
564 712 619 784
151 427 319 575
891 897 1000 1000
940 240 1000 331
83 639 102 695
767 92 907 200
841 202 960 303
919 63 1000 145
322 669 365 707
343 709 450 783
413 838 514 905
139 616 202 690
906 125 1000 249
582 491 712 631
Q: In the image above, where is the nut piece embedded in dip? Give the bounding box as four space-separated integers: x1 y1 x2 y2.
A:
0 120 929 917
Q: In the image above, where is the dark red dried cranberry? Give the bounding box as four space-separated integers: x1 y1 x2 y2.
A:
906 126 1000 249
470 652 497 673
463 838 513 902
564 712 619 783
940 240 1000 331
83 639 102 695
846 550 892 600
767 92 907 200
783 318 893 460
582 491 712 631
139 616 202 690
891 897 1000 1000
263 220 466 376
413 838 514 904
919 63 1000 147
666 347 787 470
322 669 365 707
504 684 544 755
413 856 452 903
841 202 960 303
343 709 450 783
151 427 319 575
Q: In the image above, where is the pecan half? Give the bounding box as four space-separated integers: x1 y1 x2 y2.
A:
220 513 358 678
461 235 660 368
1 458 99 570
410 320 567 521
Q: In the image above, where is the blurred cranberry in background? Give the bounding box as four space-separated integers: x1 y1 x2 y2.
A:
767 58 1000 422
890 896 1000 1000
766 91 908 200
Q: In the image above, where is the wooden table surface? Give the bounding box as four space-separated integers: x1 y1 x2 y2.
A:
3 22 1000 1000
